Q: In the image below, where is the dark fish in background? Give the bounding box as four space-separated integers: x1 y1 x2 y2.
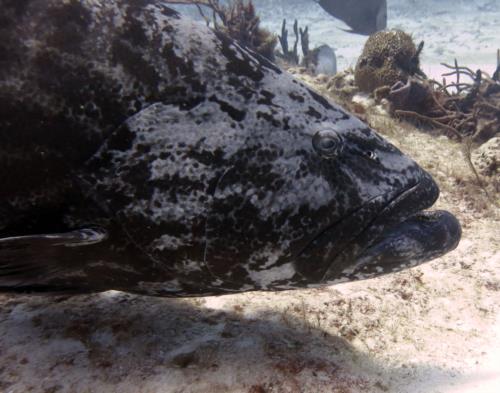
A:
316 0 387 35
0 0 459 297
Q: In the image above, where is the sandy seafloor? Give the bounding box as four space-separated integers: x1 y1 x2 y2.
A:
0 1 499 392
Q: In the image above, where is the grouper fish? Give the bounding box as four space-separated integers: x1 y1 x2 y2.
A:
0 0 460 296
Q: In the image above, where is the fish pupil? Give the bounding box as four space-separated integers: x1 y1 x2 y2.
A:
320 138 337 150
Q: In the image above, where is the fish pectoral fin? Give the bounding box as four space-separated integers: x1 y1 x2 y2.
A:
0 228 107 290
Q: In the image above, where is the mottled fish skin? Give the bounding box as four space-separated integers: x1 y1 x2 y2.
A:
0 0 459 296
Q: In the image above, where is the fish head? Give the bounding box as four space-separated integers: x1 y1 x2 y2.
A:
290 121 460 285
204 95 460 290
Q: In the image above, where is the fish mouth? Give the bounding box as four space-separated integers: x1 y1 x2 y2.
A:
294 174 461 283
340 209 461 280
322 174 461 282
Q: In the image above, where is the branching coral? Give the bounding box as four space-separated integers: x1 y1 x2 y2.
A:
386 56 500 205
277 19 300 65
276 19 335 76
392 59 500 145
165 0 277 59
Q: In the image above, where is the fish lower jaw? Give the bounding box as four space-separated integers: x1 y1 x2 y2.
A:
344 210 461 280
322 174 460 282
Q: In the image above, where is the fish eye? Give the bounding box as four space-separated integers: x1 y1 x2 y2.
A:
312 129 342 159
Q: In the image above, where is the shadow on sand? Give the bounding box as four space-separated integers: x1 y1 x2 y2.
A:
0 291 461 393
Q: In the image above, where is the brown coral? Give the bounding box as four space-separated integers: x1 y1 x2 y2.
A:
165 0 277 60
355 30 423 93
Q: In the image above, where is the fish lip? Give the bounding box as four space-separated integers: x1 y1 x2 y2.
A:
348 210 461 278
293 177 428 281
320 174 461 282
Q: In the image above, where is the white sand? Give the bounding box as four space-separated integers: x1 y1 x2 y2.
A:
1 1 499 392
